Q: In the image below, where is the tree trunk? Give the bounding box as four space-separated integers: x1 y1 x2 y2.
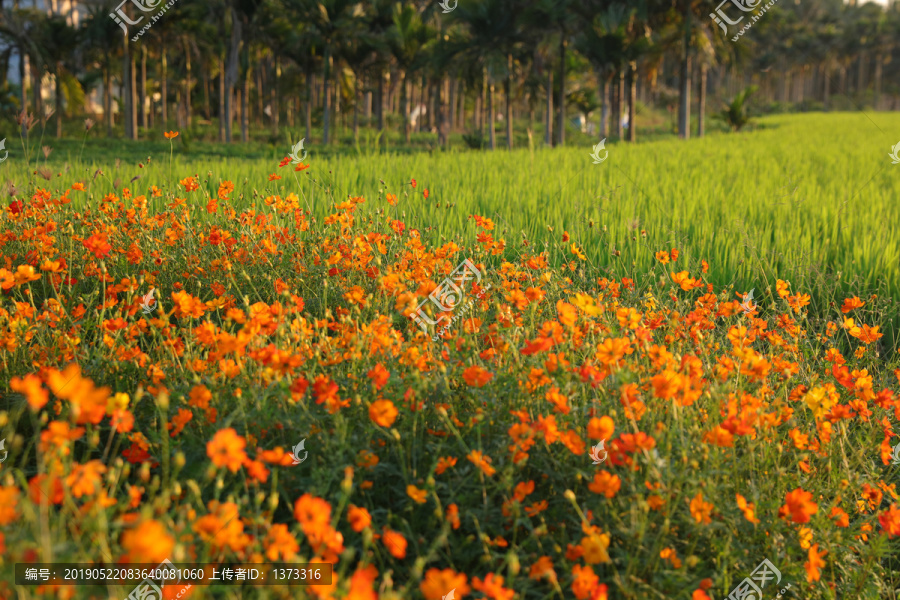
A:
139 45 146 129
600 73 610 139
323 47 331 144
545 69 552 145
55 63 62 138
616 70 624 138
557 32 566 146
305 66 313 142
678 0 691 139
505 53 513 149
161 46 168 129
203 62 210 120
488 82 496 150
184 37 191 129
377 69 385 133
224 5 242 144
256 58 264 128
353 81 360 142
698 63 707 137
271 55 280 136
448 78 456 131
401 71 410 143
103 59 112 137
32 62 42 119
856 53 865 96
457 81 465 132
19 47 27 139
241 65 250 142
123 32 132 139
823 63 831 111
628 62 636 142
873 53 882 110
474 86 482 135
218 52 225 142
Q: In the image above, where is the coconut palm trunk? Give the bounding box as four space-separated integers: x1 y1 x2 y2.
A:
505 53 513 149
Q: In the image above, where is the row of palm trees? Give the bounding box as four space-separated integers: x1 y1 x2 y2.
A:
2 0 899 148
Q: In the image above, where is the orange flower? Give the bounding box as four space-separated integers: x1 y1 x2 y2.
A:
420 568 469 600
435 456 457 475
805 543 827 582
446 503 460 529
367 364 390 390
655 251 670 264
571 565 599 600
121 520 175 563
369 399 398 427
294 493 332 536
164 131 179 139
462 365 493 387
10 374 49 411
579 531 611 564
660 547 682 568
348 505 372 532
689 492 714 524
830 506 849 527
206 428 248 473
46 364 110 424
346 565 378 600
472 573 514 600
65 460 107 498
467 450 497 476
735 494 760 524
878 504 900 537
0 487 20 525
528 556 557 583
381 527 407 559
782 487 818 524
407 484 427 504
587 416 614 440
841 296 865 313
588 471 621 499
264 524 299 561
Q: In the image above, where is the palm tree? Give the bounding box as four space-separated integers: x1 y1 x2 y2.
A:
387 2 431 144
575 3 630 140
305 0 366 145
35 14 81 138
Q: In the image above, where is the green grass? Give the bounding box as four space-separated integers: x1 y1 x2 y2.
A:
10 111 900 346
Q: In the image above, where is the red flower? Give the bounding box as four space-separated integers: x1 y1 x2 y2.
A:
411 178 417 188
423 189 429 199
278 156 291 167
8 200 23 214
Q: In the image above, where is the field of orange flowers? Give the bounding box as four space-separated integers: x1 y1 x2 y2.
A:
1 151 900 600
